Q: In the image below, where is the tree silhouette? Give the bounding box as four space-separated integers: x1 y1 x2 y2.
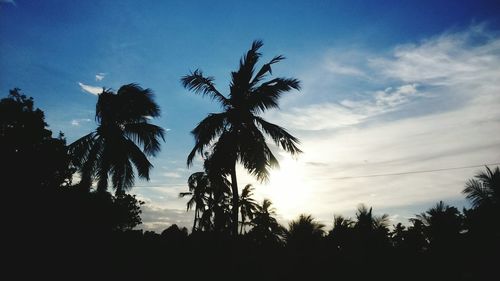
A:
180 154 233 232
286 214 325 251
1 88 73 190
69 84 165 194
181 40 301 235
239 184 259 234
414 201 463 250
248 199 285 245
179 172 210 232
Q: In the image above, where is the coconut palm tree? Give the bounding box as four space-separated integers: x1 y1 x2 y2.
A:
179 172 210 232
286 214 325 250
463 166 500 209
415 201 463 247
239 184 259 234
248 199 285 244
69 84 165 194
181 40 302 235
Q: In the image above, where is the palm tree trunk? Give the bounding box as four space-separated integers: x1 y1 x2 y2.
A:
230 166 239 236
193 208 198 232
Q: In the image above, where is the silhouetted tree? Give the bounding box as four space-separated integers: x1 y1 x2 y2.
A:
181 40 301 235
328 215 354 252
180 154 233 232
414 201 463 249
69 84 165 194
239 184 259 234
180 172 210 231
286 214 325 251
0 88 73 190
248 199 285 245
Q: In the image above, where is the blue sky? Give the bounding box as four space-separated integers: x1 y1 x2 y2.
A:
1 0 500 231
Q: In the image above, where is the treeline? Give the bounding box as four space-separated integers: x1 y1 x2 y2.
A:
2 88 498 280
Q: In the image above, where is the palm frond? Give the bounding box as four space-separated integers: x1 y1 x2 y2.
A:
111 158 135 193
463 179 490 208
124 122 165 156
254 116 302 155
248 78 301 113
181 70 229 107
230 40 264 97
68 132 97 167
250 55 285 87
117 83 161 119
187 113 228 166
125 139 153 180
238 125 278 182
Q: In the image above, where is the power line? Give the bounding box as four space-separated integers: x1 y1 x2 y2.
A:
129 162 500 187
325 162 500 180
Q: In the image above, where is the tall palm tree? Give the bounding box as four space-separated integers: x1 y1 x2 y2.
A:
463 166 500 209
239 184 259 234
181 40 302 235
69 84 165 194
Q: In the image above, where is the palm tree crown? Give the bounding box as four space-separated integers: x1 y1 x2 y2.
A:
69 84 165 194
182 40 301 178
181 40 302 235
463 166 500 208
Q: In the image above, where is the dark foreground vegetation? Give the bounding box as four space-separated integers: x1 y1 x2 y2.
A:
1 41 499 280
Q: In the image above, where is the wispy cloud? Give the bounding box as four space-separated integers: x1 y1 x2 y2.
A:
325 60 366 77
268 83 419 131
95 73 106 81
163 172 182 179
252 24 500 226
78 82 102 95
369 24 500 86
70 118 91 126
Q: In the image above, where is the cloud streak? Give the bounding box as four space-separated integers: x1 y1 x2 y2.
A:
78 82 102 95
251 24 500 227
70 118 91 126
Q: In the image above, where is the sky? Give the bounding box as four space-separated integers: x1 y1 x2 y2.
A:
1 0 500 232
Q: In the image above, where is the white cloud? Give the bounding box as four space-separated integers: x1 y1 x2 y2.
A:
369 24 500 86
251 25 500 227
138 204 193 233
163 172 182 178
70 118 91 126
78 82 102 95
325 60 366 77
268 83 419 131
95 73 106 81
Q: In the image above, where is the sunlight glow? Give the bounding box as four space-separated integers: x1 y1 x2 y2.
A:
256 155 312 220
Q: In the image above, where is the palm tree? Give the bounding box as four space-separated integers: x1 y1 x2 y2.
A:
463 166 500 209
286 214 325 248
181 40 302 235
69 84 165 194
239 184 259 234
179 172 210 232
249 199 285 244
415 201 463 247
180 154 233 232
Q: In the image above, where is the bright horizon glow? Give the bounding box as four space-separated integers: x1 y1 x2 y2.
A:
256 155 312 221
